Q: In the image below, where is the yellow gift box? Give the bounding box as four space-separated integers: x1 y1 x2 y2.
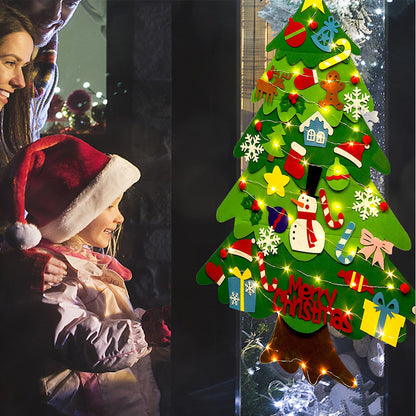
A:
360 297 406 347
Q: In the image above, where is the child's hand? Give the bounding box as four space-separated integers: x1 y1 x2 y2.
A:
141 306 171 346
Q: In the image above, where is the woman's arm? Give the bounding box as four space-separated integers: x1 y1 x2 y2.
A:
0 248 67 292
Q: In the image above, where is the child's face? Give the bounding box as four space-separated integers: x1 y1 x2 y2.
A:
78 196 124 248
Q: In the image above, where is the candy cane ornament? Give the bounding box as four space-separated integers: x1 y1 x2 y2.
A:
335 221 356 265
319 188 344 229
258 251 278 292
319 38 351 70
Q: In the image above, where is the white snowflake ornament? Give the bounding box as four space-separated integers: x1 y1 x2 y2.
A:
344 87 371 121
245 280 257 296
230 292 240 306
256 226 281 256
352 188 381 220
240 134 264 163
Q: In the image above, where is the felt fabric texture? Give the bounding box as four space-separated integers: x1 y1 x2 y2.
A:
197 0 415 389
259 316 356 388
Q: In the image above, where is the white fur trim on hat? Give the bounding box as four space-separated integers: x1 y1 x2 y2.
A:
39 155 141 243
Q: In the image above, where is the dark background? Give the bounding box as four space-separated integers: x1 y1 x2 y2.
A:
106 1 415 415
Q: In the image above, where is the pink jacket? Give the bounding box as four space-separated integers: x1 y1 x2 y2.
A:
35 241 160 416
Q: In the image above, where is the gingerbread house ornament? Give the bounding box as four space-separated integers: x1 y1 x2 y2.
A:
299 111 333 148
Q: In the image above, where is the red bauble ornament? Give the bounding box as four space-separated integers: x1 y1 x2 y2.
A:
363 135 372 147
251 200 260 212
284 18 307 48
239 180 246 191
66 89 92 115
255 121 262 131
267 70 274 80
309 21 318 30
380 202 389 212
351 75 360 84
400 283 410 294
220 248 228 259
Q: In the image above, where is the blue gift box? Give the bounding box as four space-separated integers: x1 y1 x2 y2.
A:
228 274 256 312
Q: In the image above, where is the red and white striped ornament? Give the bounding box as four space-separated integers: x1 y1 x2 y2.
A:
319 189 344 229
258 251 278 292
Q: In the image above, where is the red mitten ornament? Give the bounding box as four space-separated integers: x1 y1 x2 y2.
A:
294 68 319 90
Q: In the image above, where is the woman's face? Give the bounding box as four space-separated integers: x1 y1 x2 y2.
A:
0 31 33 111
78 196 125 248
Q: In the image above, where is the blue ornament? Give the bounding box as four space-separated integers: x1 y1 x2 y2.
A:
267 206 289 233
311 16 340 52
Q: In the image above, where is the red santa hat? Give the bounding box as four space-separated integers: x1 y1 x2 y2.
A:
333 135 371 168
228 239 254 262
0 134 141 249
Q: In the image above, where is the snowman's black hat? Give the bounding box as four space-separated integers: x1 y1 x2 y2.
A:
303 165 322 199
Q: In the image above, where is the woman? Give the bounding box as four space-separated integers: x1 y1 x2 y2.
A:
0 4 65 290
0 4 35 166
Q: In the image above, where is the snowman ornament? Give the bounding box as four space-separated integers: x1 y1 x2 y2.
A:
290 193 325 253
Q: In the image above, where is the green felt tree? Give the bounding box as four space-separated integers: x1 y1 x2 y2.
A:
197 0 415 388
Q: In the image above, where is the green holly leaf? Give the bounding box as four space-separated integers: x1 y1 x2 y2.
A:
279 93 291 112
295 96 306 115
250 209 263 225
241 195 254 210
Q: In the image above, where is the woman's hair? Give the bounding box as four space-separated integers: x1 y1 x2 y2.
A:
0 4 35 166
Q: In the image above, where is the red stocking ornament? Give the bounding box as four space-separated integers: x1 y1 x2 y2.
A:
284 142 307 179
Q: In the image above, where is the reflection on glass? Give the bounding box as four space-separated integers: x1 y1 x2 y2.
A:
41 1 107 136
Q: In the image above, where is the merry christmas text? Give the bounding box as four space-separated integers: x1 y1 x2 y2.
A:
272 274 352 333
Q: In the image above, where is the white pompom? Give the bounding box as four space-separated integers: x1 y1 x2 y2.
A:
5 222 42 250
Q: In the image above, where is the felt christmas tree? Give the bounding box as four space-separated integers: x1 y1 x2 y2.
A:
197 0 415 388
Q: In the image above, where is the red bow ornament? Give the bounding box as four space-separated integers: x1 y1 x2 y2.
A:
358 229 394 270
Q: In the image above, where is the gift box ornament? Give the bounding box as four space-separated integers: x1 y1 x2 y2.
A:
360 292 405 347
228 267 256 312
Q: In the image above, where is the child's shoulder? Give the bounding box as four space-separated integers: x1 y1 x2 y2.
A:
92 252 132 281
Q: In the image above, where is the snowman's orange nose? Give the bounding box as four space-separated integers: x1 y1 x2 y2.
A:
291 198 304 208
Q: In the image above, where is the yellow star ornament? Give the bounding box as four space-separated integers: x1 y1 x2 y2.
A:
264 166 290 197
301 0 325 14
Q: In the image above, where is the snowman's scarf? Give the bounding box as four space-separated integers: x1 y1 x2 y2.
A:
297 211 318 248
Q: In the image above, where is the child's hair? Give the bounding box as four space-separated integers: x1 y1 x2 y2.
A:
0 4 36 166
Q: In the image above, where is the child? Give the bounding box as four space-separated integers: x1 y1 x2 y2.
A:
0 134 161 415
